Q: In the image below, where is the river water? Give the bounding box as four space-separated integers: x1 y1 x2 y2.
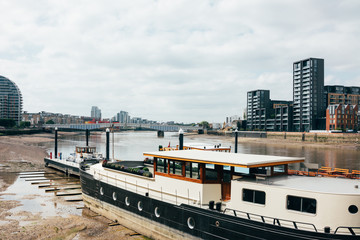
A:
41 131 360 171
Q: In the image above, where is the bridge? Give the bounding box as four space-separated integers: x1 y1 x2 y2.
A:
43 123 200 132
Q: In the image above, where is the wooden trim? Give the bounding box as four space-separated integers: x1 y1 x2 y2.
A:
200 163 205 183
155 172 202 183
153 157 157 177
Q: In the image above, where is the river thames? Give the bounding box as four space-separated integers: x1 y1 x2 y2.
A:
41 131 360 171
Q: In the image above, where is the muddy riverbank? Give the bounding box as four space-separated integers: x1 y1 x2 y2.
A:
0 133 145 240
1 131 359 240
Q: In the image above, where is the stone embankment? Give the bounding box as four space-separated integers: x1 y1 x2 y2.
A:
267 132 360 145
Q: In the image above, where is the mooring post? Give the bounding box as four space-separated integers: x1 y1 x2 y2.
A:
106 128 110 160
54 127 58 159
179 128 184 150
86 129 89 146
235 129 238 153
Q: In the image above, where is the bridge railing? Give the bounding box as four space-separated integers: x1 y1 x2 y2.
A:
43 123 199 132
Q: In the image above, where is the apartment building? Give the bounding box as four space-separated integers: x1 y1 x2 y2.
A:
293 58 325 132
326 104 358 131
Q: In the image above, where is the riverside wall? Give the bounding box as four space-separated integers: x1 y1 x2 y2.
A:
210 130 360 145
267 132 360 145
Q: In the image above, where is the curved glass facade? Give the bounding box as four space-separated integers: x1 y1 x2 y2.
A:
0 75 23 124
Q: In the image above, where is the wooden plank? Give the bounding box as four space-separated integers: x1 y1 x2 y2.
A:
66 198 83 202
19 172 57 176
25 177 69 181
45 187 81 192
19 171 47 174
56 192 82 196
108 222 120 226
39 184 80 188
31 181 52 185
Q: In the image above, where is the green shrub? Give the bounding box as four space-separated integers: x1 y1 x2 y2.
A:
143 172 153 178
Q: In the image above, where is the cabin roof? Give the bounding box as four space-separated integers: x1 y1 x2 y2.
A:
143 151 304 168
253 175 360 194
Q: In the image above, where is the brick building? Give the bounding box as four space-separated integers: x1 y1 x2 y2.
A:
326 104 358 131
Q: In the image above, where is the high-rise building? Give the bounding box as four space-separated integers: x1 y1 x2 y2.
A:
0 75 23 125
293 58 324 132
91 106 101 120
267 102 293 132
246 90 270 130
117 110 129 123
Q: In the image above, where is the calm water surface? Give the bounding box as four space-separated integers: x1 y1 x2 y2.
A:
42 131 360 170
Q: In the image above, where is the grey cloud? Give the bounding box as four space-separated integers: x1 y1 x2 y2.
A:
0 0 359 123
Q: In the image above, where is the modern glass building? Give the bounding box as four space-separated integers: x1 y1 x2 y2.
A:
91 106 102 120
293 58 324 132
0 75 23 125
246 90 270 130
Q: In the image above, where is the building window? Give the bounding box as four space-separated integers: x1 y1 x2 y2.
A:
242 189 266 205
287 195 316 214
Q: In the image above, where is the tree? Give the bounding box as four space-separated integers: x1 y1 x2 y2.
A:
0 119 16 128
19 121 31 128
199 121 210 129
46 119 55 124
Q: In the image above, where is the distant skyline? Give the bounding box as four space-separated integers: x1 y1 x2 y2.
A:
1 1 360 123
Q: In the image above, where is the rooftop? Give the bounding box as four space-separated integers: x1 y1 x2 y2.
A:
257 175 360 195
143 151 304 168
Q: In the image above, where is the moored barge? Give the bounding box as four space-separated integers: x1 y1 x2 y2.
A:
80 150 360 239
44 146 102 176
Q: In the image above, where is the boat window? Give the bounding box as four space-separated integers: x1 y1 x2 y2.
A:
234 167 249 175
223 166 231 183
205 164 218 181
287 195 316 214
186 162 199 179
169 160 183 176
242 189 265 205
156 158 167 173
348 205 358 214
274 165 285 174
250 167 270 175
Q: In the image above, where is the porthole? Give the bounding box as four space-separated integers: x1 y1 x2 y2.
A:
187 217 195 229
125 197 130 206
112 192 117 201
154 207 160 218
215 221 220 227
138 201 143 211
349 205 358 214
100 187 104 195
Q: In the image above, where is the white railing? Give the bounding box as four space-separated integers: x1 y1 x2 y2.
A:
94 170 202 207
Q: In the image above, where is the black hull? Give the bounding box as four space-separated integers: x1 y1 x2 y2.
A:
80 170 357 240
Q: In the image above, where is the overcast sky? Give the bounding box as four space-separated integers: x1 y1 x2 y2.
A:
1 1 359 123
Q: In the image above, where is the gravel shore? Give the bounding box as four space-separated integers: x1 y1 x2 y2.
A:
0 133 145 240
